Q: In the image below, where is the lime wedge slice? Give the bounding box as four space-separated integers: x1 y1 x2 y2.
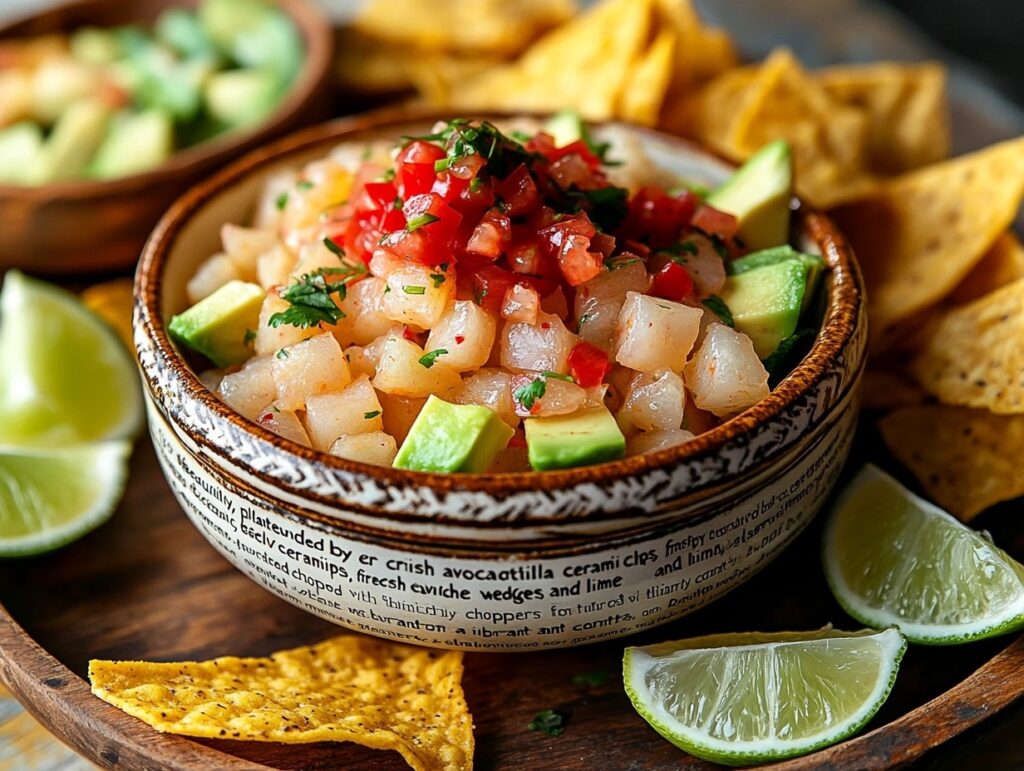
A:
0 271 142 446
824 464 1024 644
624 627 905 765
0 441 131 556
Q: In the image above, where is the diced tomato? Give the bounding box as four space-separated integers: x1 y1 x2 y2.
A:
541 214 602 286
691 204 740 241
619 187 698 249
470 265 517 315
568 341 611 388
379 193 462 267
549 153 598 190
496 164 540 216
362 180 398 208
466 209 512 261
590 231 617 258
395 140 445 198
649 261 695 302
548 139 602 170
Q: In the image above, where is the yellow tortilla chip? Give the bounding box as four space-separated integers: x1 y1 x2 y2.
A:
951 230 1024 305
860 369 926 411
911 277 1024 414
89 636 473 771
676 49 875 208
353 0 577 56
831 137 1024 341
617 29 677 127
448 0 654 120
653 0 738 93
879 405 1024 520
818 62 950 174
82 278 134 351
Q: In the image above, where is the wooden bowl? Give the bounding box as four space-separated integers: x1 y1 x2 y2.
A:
134 110 867 650
0 0 332 275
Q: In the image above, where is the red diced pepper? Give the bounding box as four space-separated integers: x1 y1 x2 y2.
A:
649 261 695 302
568 341 611 388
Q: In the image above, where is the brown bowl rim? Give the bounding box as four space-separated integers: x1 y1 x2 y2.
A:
0 0 332 200
136 106 865 497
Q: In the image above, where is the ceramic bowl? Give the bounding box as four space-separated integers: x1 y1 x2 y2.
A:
0 0 332 274
135 110 867 651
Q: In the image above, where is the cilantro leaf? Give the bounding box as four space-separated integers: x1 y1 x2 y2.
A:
275 192 288 210
528 709 565 737
418 349 448 368
513 377 547 411
269 265 365 329
542 371 574 382
563 185 628 231
702 295 734 328
296 180 313 191
322 237 344 256
406 213 440 232
363 410 381 419
763 328 817 387
429 272 446 288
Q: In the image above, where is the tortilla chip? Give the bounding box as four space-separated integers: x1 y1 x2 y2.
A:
617 30 677 127
951 231 1024 305
860 369 926 411
818 62 950 174
879 405 1024 520
448 0 654 120
676 49 875 208
89 636 473 771
352 0 577 56
653 0 738 93
831 137 1024 342
911 278 1024 414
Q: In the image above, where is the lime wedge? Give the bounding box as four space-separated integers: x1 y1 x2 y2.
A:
0 441 131 557
0 271 142 446
624 627 905 765
824 464 1024 644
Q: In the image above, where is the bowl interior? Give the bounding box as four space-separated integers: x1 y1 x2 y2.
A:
139 111 863 499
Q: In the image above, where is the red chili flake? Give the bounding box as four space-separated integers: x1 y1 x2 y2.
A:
541 322 551 330
259 412 274 424
402 325 418 341
454 335 465 344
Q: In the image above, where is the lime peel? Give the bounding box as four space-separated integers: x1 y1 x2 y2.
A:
824 465 1024 644
624 627 906 766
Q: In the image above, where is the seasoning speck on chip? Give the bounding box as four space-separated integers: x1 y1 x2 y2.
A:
89 636 474 771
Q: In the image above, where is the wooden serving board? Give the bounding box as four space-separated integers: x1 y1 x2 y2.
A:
0 427 1022 770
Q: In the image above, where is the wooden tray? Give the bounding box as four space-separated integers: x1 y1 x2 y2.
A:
0 428 1022 770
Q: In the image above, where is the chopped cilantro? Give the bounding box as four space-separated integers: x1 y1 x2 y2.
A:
468 177 484 194
473 286 488 306
275 192 288 210
403 285 426 295
381 167 396 182
564 185 628 231
322 237 344 256
694 228 730 259
763 328 817 387
571 670 608 687
528 709 565 737
429 272 446 288
363 410 381 419
269 265 364 329
513 377 547 411
406 213 440 232
509 129 532 143
605 257 641 271
276 348 289 359
542 371 574 382
421 119 542 179
576 312 593 332
418 349 448 368
664 241 699 263
384 285 392 293
702 295 734 327
439 262 450 272
243 328 256 345
360 144 372 161
296 180 313 192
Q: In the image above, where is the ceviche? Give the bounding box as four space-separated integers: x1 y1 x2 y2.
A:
169 115 824 472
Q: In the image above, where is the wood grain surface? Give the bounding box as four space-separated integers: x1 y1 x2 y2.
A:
0 431 1021 770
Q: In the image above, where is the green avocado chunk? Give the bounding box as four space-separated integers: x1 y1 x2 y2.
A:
719 259 809 360
32 100 112 183
168 280 264 367
0 123 44 185
393 396 514 473
525 406 625 471
204 69 281 128
90 109 174 179
544 109 588 147
707 140 793 251
728 245 825 313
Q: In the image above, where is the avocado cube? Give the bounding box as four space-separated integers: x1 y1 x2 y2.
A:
728 245 825 313
90 109 174 179
0 123 44 185
525 406 625 471
204 68 280 129
719 260 809 359
199 0 302 82
155 8 219 60
707 140 793 251
168 280 264 367
393 396 514 473
33 100 111 183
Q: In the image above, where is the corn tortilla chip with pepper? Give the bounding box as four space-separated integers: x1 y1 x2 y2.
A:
89 636 473 771
912 277 1024 414
818 61 950 174
831 136 1024 342
879 405 1024 521
951 230 1024 305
